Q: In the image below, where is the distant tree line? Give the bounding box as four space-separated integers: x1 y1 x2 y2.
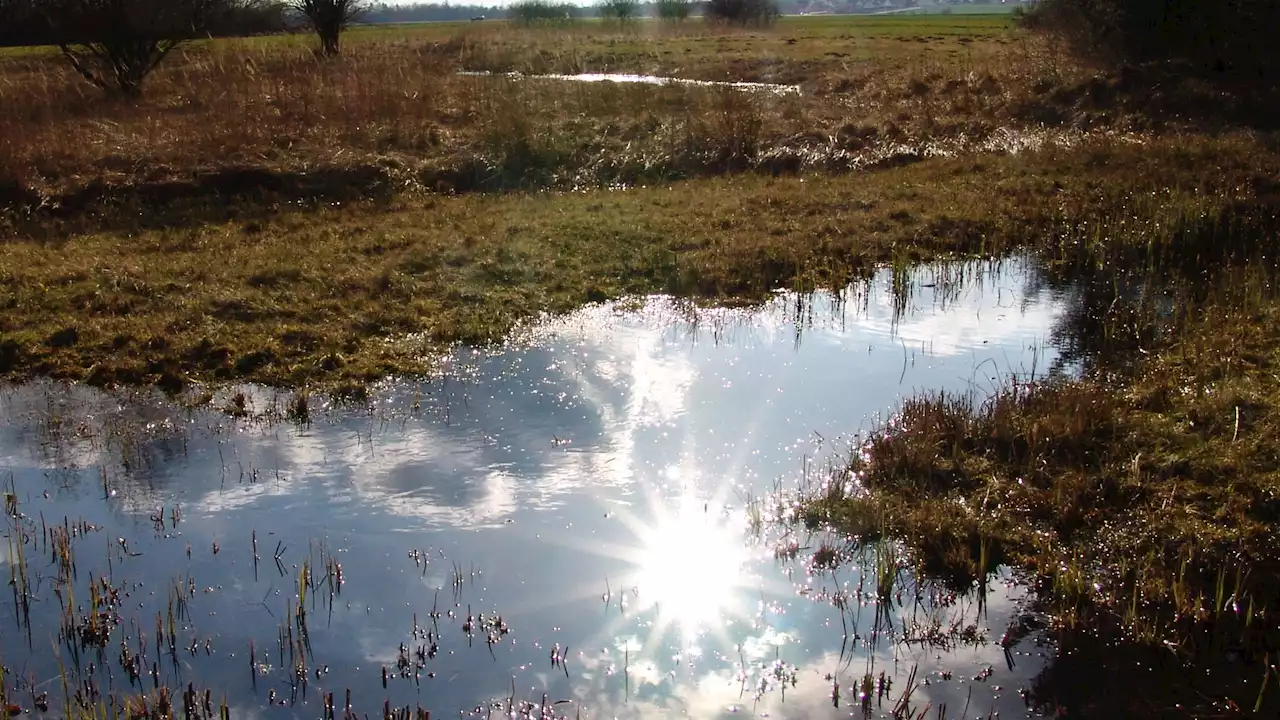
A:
704 0 776 24
365 1 689 24
362 2 502 23
502 0 775 25
507 1 582 25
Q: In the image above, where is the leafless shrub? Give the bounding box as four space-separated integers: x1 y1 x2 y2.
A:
287 0 366 57
45 0 219 96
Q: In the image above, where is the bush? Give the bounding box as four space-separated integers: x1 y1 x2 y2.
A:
287 0 366 57
654 0 691 22
704 0 776 26
208 0 288 36
598 0 638 24
1020 0 1280 77
508 0 579 25
46 0 219 96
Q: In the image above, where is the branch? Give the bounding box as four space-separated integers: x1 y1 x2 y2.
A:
57 42 109 91
145 37 182 78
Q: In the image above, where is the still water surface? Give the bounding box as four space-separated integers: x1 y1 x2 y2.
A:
456 70 803 95
1 258 1067 718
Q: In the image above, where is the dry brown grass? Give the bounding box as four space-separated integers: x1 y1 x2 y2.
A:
0 17 1113 213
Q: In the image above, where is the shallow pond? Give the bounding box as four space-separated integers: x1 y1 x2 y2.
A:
1 258 1068 718
457 70 803 95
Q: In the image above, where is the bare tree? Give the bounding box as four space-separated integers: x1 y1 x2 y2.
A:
288 0 365 57
207 0 289 37
46 0 217 97
654 0 692 23
705 0 777 26
598 0 637 25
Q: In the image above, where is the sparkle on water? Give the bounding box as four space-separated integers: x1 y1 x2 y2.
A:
457 69 803 95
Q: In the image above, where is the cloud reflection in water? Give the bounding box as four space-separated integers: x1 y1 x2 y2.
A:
0 257 1065 719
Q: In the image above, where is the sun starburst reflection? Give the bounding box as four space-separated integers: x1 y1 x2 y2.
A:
625 493 753 638
523 474 806 692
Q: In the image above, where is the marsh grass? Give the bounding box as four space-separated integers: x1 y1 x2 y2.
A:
800 204 1280 714
286 389 312 425
2 132 1277 390
0 14 1146 223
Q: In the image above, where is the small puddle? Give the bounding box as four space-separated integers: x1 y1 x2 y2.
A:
1 258 1068 717
458 70 803 96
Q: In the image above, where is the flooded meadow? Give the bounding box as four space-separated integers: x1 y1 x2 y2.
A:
5 7 1280 718
0 258 1074 719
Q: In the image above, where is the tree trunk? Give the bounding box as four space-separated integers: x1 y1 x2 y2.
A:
318 26 340 56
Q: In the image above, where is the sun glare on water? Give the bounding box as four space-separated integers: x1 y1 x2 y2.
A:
621 495 754 638
535 479 788 662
